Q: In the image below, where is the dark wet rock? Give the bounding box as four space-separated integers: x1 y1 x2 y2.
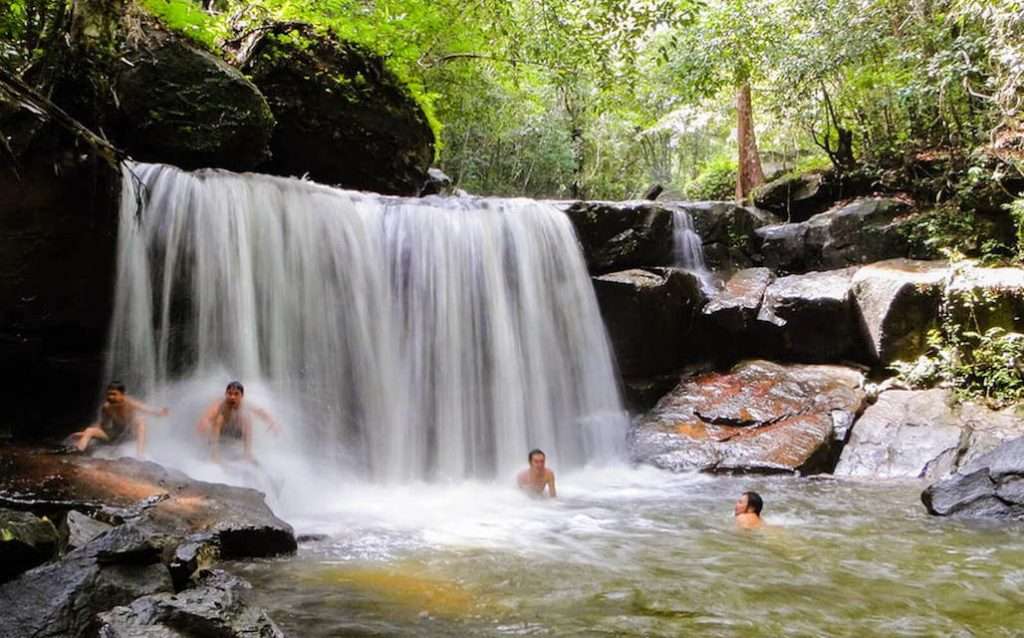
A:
593 268 708 378
752 171 832 222
757 198 915 274
923 437 1024 520
0 111 120 438
66 510 114 552
0 507 59 582
562 201 674 273
168 533 220 591
675 202 778 270
851 259 947 364
420 167 454 196
755 267 862 362
0 449 297 560
96 569 285 638
296 533 329 544
630 360 866 474
239 23 434 195
0 529 173 638
701 267 772 337
113 34 275 171
835 389 1024 480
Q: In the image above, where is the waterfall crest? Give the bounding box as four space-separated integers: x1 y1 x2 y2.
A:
109 163 626 482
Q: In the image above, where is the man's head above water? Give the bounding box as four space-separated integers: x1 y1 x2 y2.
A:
734 491 764 529
224 381 244 407
528 448 546 472
105 381 127 404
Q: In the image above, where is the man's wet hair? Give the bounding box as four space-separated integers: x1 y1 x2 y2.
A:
743 491 763 515
528 448 545 462
107 381 126 393
226 381 244 395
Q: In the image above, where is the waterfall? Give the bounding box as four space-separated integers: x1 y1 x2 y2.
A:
108 162 627 482
672 208 707 273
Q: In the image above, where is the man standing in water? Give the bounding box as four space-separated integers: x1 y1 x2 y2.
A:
517 449 557 498
197 381 280 462
734 491 765 529
70 382 169 455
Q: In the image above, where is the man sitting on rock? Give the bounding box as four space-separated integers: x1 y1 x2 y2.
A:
70 382 169 456
197 381 280 463
734 491 765 529
517 448 557 498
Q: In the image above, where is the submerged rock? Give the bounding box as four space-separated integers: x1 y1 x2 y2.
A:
593 268 707 378
923 437 1024 520
96 569 285 638
630 360 866 474
561 201 674 273
239 23 434 194
0 507 59 582
835 389 1024 480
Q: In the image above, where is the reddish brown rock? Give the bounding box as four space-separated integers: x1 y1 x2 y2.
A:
629 360 866 474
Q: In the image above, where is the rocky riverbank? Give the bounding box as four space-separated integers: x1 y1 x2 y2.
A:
0 446 296 637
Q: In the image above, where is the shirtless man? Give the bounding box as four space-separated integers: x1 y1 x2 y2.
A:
196 381 279 462
516 448 556 498
71 382 169 455
734 491 765 529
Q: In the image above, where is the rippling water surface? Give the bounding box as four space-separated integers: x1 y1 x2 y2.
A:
229 465 1024 637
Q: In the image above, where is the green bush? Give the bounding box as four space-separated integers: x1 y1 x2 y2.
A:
682 156 736 200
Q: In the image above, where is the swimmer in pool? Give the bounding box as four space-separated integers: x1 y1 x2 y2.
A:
734 491 765 529
516 448 556 498
70 381 169 455
197 381 280 462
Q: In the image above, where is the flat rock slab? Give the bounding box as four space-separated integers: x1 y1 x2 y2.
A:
702 267 773 333
835 389 1024 480
923 436 1024 520
561 201 674 273
0 447 296 559
630 360 866 474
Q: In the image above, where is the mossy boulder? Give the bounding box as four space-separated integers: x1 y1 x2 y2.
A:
239 23 435 195
113 29 275 171
0 508 59 583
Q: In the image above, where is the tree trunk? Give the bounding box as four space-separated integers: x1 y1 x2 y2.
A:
735 81 765 202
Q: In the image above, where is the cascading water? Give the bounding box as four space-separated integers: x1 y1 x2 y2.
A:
108 162 627 484
671 208 707 273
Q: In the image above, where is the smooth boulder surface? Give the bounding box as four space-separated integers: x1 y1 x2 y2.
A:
757 198 914 273
755 267 862 362
0 507 59 582
923 437 1024 519
240 23 434 195
835 389 1024 480
561 201 674 273
593 268 707 379
851 259 947 365
0 524 174 638
630 360 866 474
96 569 286 638
752 171 832 222
946 265 1024 333
114 33 275 171
0 449 297 559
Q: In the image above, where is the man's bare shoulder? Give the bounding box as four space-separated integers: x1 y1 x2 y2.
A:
545 468 555 480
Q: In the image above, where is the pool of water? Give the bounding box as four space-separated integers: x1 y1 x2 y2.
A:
225 465 1024 637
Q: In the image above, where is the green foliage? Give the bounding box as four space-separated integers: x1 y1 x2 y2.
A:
682 156 736 200
139 0 224 50
1007 196 1024 261
892 270 1024 407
